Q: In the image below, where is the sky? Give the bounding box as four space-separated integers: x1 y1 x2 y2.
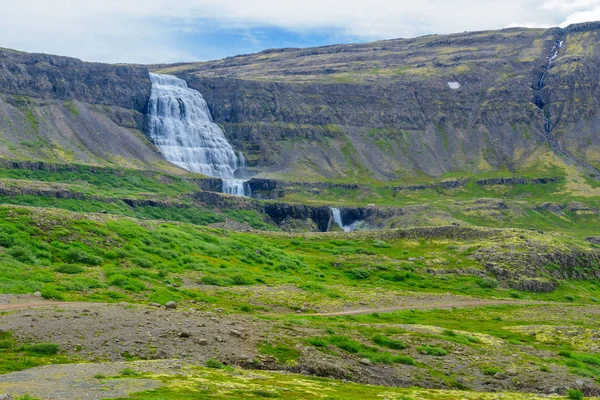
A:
1 0 600 64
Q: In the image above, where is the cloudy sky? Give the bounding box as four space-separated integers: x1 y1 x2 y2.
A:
1 0 599 64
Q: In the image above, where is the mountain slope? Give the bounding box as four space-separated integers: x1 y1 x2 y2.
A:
0 48 175 170
155 22 600 182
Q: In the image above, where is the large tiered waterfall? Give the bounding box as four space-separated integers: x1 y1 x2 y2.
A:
147 73 250 196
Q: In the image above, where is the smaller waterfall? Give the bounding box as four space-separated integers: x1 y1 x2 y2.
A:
331 207 358 232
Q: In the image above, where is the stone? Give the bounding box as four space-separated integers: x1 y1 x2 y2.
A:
165 301 178 310
149 302 162 308
118 302 129 307
33 291 41 297
0 394 12 400
178 332 191 338
229 329 245 339
359 358 373 366
197 339 208 346
493 372 508 380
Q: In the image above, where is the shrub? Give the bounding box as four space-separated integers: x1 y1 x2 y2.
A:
348 268 371 280
565 294 576 302
20 342 60 355
201 276 223 286
417 346 447 356
239 305 253 313
205 358 224 369
481 366 501 376
372 334 407 350
0 232 14 247
306 337 327 348
41 289 65 301
54 264 84 274
567 389 584 400
328 336 362 353
107 274 146 292
540 365 550 372
559 351 572 358
231 274 251 285
133 258 152 268
65 249 102 266
120 368 138 376
477 278 499 289
393 355 415 365
259 343 300 364
7 246 36 264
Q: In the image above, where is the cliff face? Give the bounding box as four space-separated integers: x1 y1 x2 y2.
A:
0 48 173 170
1 23 599 181
155 23 600 182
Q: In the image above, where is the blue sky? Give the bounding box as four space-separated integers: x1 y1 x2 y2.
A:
176 25 354 61
1 0 600 63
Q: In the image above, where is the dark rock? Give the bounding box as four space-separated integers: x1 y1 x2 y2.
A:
165 301 178 310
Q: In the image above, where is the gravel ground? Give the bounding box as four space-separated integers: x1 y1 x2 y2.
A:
0 360 180 400
0 302 266 365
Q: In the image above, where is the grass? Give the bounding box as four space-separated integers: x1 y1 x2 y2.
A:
110 365 572 399
0 331 71 374
0 204 597 308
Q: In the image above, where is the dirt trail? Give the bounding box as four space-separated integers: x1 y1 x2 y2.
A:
312 299 534 316
0 299 536 316
0 301 77 311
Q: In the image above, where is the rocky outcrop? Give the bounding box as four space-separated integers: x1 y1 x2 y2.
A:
155 23 600 181
0 48 150 112
394 179 468 192
586 237 600 245
510 279 558 293
264 203 332 232
475 177 561 186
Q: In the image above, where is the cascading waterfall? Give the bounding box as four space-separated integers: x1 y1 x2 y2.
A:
147 73 250 196
331 207 357 232
534 40 563 136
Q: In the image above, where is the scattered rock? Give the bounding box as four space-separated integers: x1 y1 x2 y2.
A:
493 372 508 380
0 395 12 400
165 301 178 310
229 329 245 339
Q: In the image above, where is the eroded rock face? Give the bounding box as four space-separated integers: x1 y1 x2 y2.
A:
0 48 151 112
162 22 600 181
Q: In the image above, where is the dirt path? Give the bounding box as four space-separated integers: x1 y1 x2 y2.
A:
312 299 533 316
0 301 77 311
0 299 535 316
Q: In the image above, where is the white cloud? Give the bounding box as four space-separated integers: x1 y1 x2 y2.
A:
560 7 600 25
0 0 599 63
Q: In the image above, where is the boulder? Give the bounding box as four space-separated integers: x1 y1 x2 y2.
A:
165 301 178 310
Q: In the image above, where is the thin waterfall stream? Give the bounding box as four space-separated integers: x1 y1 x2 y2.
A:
147 73 250 196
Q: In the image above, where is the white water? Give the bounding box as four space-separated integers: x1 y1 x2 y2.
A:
147 73 250 196
331 207 357 232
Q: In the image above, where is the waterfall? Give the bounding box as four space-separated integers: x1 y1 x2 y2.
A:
331 207 357 232
147 73 250 197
